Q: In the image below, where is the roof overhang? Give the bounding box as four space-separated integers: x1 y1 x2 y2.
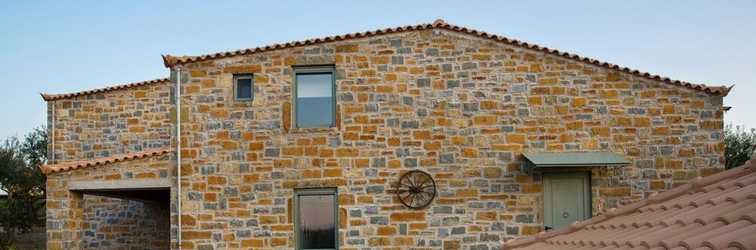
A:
41 147 170 174
68 179 171 204
521 152 630 172
159 19 729 96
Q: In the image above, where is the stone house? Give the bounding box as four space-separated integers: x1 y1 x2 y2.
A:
41 19 730 249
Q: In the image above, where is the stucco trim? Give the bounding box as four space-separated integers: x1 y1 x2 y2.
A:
68 179 171 191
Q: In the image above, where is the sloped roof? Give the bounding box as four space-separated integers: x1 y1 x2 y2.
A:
41 147 171 175
504 153 756 250
162 19 730 96
40 78 170 101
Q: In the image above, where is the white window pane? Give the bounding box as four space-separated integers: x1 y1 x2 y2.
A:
298 194 335 248
297 74 332 98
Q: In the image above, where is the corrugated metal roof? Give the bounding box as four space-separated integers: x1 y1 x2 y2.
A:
521 152 630 172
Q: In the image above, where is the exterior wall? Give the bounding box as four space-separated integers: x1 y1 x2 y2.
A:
169 29 725 249
82 195 170 249
47 81 172 163
46 154 171 249
44 28 727 249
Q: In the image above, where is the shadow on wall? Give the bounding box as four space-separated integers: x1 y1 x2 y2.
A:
82 195 170 250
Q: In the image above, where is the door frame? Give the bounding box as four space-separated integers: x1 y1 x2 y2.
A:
542 171 591 231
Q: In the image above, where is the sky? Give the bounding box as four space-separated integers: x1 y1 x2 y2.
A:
1 1 754 140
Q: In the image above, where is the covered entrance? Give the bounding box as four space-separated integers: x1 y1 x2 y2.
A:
543 172 589 231
69 179 171 205
42 148 172 250
521 152 630 231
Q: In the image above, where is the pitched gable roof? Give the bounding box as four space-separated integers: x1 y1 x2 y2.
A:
163 19 730 96
504 153 756 250
40 78 170 101
41 147 171 175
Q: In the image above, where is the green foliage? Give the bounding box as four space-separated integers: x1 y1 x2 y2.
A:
0 126 47 248
725 124 756 169
0 199 36 246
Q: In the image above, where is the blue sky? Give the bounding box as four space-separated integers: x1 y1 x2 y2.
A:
1 1 754 140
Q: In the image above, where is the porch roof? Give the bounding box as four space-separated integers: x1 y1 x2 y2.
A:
521 152 630 172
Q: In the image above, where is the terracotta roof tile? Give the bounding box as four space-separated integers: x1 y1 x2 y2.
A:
41 147 171 174
40 78 170 101
163 19 730 96
504 153 756 250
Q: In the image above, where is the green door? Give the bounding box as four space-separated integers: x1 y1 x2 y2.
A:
543 172 590 231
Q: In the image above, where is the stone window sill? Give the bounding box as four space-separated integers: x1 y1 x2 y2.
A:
290 126 338 134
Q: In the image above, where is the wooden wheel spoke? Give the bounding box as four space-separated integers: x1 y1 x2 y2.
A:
400 175 412 187
420 189 434 196
417 177 431 188
420 183 435 191
401 193 413 202
399 182 414 190
406 174 419 189
416 190 427 201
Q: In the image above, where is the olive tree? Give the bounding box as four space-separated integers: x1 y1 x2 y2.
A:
0 126 46 247
724 124 756 169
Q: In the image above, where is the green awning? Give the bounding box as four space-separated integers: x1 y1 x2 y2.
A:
521 152 630 172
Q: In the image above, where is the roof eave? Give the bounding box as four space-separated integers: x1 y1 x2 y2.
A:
535 163 630 167
40 78 170 102
42 147 171 175
161 19 729 97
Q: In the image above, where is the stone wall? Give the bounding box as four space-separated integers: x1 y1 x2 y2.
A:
47 80 172 163
168 28 725 249
46 154 171 249
82 196 170 249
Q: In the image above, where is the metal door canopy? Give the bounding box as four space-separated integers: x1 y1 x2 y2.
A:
522 152 630 172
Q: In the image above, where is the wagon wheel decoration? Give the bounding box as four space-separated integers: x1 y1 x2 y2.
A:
396 170 437 209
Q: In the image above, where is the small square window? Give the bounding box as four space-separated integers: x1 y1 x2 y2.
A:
294 66 335 128
234 74 254 102
295 188 338 250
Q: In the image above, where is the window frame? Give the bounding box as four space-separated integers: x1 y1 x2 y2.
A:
233 74 254 102
293 66 336 128
294 188 339 250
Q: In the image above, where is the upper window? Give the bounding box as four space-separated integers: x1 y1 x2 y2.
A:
294 66 335 128
234 74 254 102
295 188 338 250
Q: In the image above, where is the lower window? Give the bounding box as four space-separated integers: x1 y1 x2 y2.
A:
295 188 338 250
